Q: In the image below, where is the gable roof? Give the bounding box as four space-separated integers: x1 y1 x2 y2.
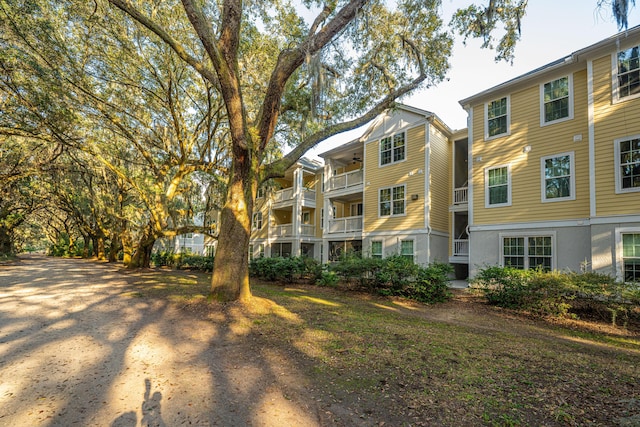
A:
459 24 640 108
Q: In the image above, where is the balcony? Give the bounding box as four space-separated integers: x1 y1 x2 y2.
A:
453 239 469 256
454 187 468 204
270 223 316 237
327 215 363 234
274 187 294 203
328 169 363 192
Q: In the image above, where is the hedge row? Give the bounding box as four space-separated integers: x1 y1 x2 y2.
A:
249 255 453 304
471 266 640 325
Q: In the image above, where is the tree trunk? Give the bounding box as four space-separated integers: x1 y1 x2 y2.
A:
128 225 156 269
95 235 106 260
108 237 122 263
121 228 132 266
209 163 252 302
0 226 14 256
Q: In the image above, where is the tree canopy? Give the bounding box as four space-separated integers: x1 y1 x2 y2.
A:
0 0 632 301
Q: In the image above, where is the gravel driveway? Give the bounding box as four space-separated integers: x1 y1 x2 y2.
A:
0 255 319 426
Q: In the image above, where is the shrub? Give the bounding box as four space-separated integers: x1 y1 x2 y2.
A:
405 262 454 303
472 266 640 323
316 270 339 287
249 256 320 283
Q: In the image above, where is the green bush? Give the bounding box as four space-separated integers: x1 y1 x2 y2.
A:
472 266 640 323
249 256 320 283
407 262 454 303
151 251 214 272
316 270 339 287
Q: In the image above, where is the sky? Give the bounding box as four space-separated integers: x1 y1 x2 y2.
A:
306 0 640 160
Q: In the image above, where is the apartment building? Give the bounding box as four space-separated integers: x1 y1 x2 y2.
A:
249 157 324 260
249 104 466 274
460 25 640 282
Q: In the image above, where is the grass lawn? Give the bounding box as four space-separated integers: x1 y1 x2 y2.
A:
125 268 640 426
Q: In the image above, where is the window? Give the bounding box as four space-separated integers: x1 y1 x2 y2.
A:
502 235 553 271
258 243 265 258
301 211 311 224
350 202 363 217
252 212 263 230
541 76 572 125
615 136 640 193
400 240 414 263
485 165 511 207
248 244 254 260
485 96 509 139
379 185 405 216
541 152 575 202
271 242 292 258
320 208 324 229
257 187 265 198
380 132 405 165
615 44 640 100
371 241 383 259
622 233 640 282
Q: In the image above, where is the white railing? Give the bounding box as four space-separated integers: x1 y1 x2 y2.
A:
328 215 363 233
274 187 294 203
303 188 316 203
300 224 315 236
453 239 469 256
270 224 293 237
454 187 468 204
329 169 363 191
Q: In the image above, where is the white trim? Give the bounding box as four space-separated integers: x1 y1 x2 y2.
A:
590 215 640 225
399 238 415 262
540 151 576 203
484 95 511 141
587 60 596 218
498 231 557 270
470 219 590 232
612 44 640 104
378 184 407 217
363 229 443 238
614 226 640 282
614 134 640 194
425 123 431 230
467 108 474 236
484 164 512 208
539 74 574 127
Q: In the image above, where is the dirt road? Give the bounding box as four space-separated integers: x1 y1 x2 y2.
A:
0 255 319 426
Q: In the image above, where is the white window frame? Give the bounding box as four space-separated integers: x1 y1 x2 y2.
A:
540 75 573 126
379 184 406 217
615 227 640 283
256 187 265 198
252 212 263 230
320 208 324 229
379 131 406 167
371 240 383 259
484 96 510 140
612 44 640 103
499 232 556 271
258 243 265 258
614 135 640 194
484 164 512 208
400 239 415 263
540 151 576 203
249 244 254 260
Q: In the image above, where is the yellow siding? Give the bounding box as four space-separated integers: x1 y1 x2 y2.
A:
592 54 640 216
429 126 450 233
364 124 426 232
472 70 591 225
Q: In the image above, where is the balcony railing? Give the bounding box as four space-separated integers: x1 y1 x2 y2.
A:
303 188 316 203
328 169 363 191
328 215 363 234
270 223 315 237
453 239 469 256
273 187 316 204
274 187 294 203
454 186 468 204
300 224 315 236
270 224 293 237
